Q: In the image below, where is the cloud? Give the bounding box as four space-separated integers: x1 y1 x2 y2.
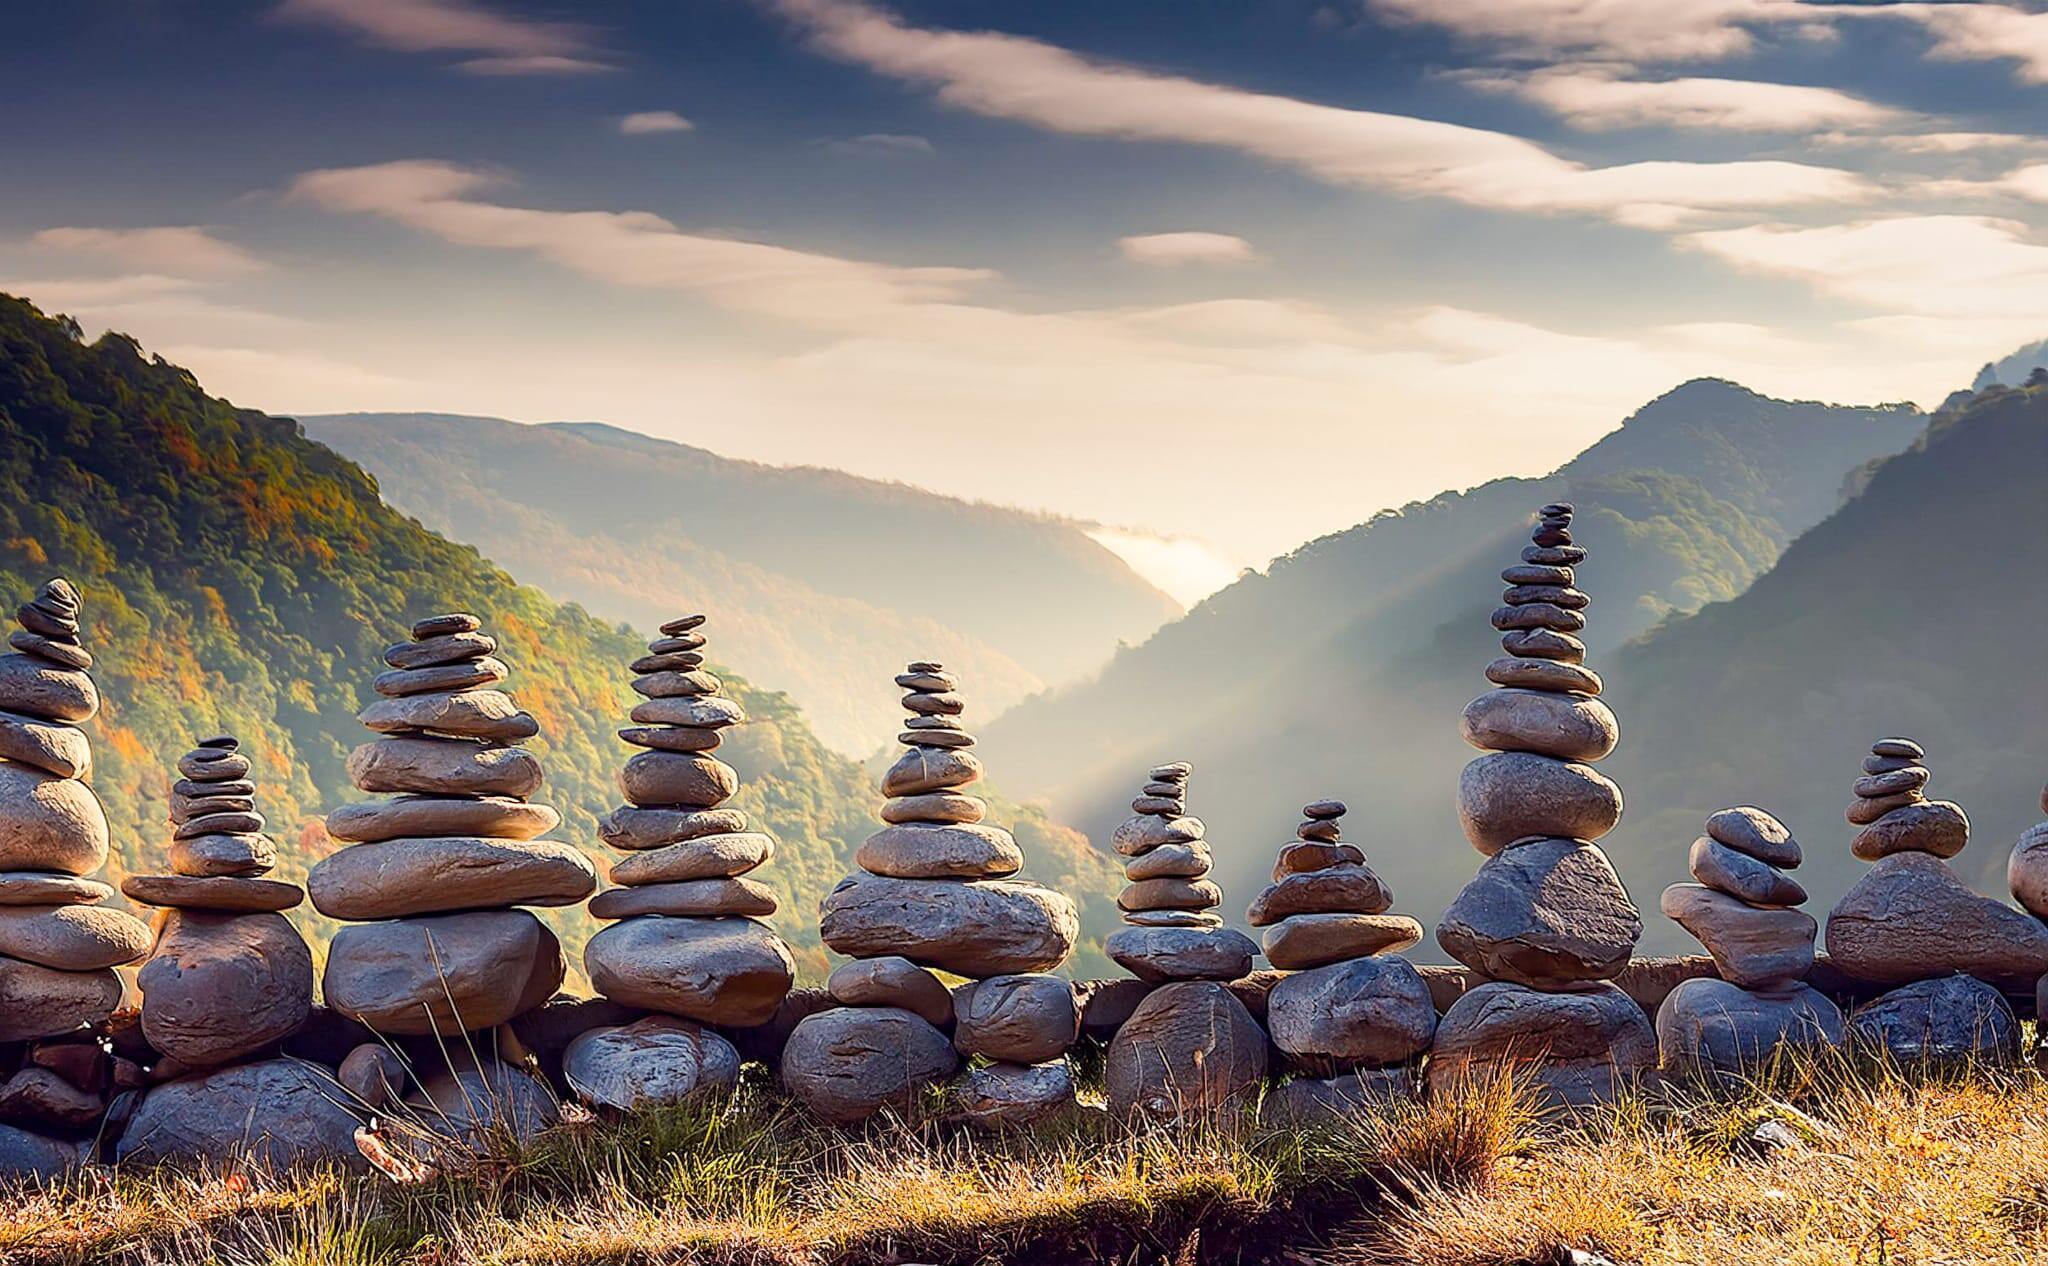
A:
2001 163 2048 202
1870 3 2048 86
618 111 695 135
826 132 936 155
1118 232 1263 267
1814 129 2048 155
766 0 1872 227
1084 525 1243 606
28 226 264 278
1465 66 1901 133
1362 0 1818 62
273 0 615 73
286 160 995 326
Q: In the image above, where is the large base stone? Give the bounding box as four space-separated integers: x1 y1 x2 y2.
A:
1267 955 1437 1075
781 1006 959 1126
1825 852 2048 986
115 1059 366 1171
0 761 108 875
1848 975 2019 1066
1104 981 1268 1123
1436 838 1640 987
819 875 1078 977
1654 977 1844 1074
953 1061 1076 1131
563 1016 741 1112
0 956 121 1041
139 910 314 1068
1427 980 1655 1111
584 915 795 1026
1457 751 1622 854
952 974 1079 1064
323 910 563 1036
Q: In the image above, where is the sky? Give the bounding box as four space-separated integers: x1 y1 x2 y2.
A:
4 1 2048 602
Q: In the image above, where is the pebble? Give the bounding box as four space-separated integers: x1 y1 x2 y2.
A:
620 724 725 753
1246 868 1393 925
1854 767 1929 798
1112 814 1204 855
1500 628 1586 663
1484 657 1603 695
0 874 113 906
1704 806 1801 868
1272 841 1364 879
1502 584 1589 609
172 810 265 839
1302 798 1347 820
1263 912 1424 970
1871 737 1925 760
1105 925 1256 983
1459 688 1618 762
1117 876 1221 913
1458 751 1624 853
632 670 723 699
1521 544 1587 566
1688 836 1807 906
894 670 955 692
598 806 751 851
412 613 481 639
121 875 303 913
1124 842 1213 881
1502 564 1573 586
628 694 745 729
660 614 707 636
1852 800 1968 861
902 691 965 716
383 631 496 670
954 1061 1075 1131
346 737 543 799
1491 603 1587 633
1862 753 1918 775
607 832 775 886
371 657 508 698
358 689 540 742
618 750 740 808
879 791 987 825
1123 909 1222 927
1129 794 1184 815
168 832 275 878
1847 790 1925 826
880 747 983 798
588 876 778 920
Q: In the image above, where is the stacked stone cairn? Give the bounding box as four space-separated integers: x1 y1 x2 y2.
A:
0 580 152 1169
1430 504 1654 1109
575 615 795 1111
1828 738 2035 1062
1655 807 1843 1074
1101 763 1267 1123
2009 780 2048 1069
312 614 597 1039
787 663 1080 1128
123 735 313 1072
1251 800 1435 1117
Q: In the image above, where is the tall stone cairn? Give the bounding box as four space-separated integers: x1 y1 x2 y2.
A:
1101 763 1267 1122
785 662 1080 1127
311 613 596 1036
1429 504 1655 1110
1828 737 2048 989
1654 806 1843 1074
122 735 314 1069
0 580 150 1043
1250 800 1435 1106
582 615 795 1039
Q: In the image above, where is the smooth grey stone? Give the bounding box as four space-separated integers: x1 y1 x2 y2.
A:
339 1044 407 1110
856 822 1021 879
139 909 314 1067
656 613 705 636
2007 821 2048 918
1295 818 1342 842
1499 627 1586 662
642 639 705 663
310 837 596 919
954 1061 1075 1131
1863 753 1918 775
172 776 254 800
0 655 96 723
346 737 543 799
172 809 265 839
632 651 708 675
1118 876 1221 913
405 1061 557 1152
1522 544 1586 565
1459 688 1618 762
1148 762 1191 782
619 750 738 809
1112 813 1204 855
1704 806 1801 868
371 657 507 698
589 876 776 920
1124 909 1223 927
0 872 110 906
1437 838 1640 987
880 746 983 798
358 689 539 742
1105 981 1266 1123
608 832 774 886
411 613 480 639
1655 978 1844 1073
583 915 794 1026
324 795 559 844
1490 603 1586 633
122 874 302 913
0 956 121 1041
1855 767 1930 798
628 694 744 729
1267 956 1437 1075
169 832 276 878
1129 794 1184 816
1106 925 1256 983
1124 842 1212 881
894 670 955 692
1852 800 1967 860
1850 975 2019 1066
1247 867 1392 926
1483 656 1602 695
384 631 494 670
8 631 89 671
903 714 965 731
1688 837 1806 906
879 791 986 825
898 729 974 749
827 955 954 1025
631 670 722 699
1501 564 1572 586
565 1016 741 1112
0 1122 80 1179
620 724 724 753
0 710 89 779
1268 1069 1416 1124
14 606 76 642
1871 737 1925 759
781 1006 958 1126
1302 798 1346 820
1142 780 1185 797
0 903 151 971
821 876 1078 977
0 762 107 875
114 1059 365 1172
170 793 256 822
1427 980 1654 1111
1502 583 1588 609
1458 751 1623 854
1826 851 2048 986
1661 884 1815 989
953 973 1079 1064
1848 789 1926 825
598 805 750 850
902 690 964 717
1264 913 1423 970
324 910 563 1036
1273 841 1364 879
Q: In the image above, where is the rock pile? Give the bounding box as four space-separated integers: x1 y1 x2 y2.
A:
1430 505 1654 1109
1827 738 2048 988
1655 806 1843 1073
1251 800 1434 1106
0 580 151 1167
580 616 794 1106
312 613 596 1036
1102 764 1265 1122
122 735 314 1070
789 664 1079 1127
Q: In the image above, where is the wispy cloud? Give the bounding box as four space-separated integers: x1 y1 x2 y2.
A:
1118 232 1263 267
1871 3 2048 86
1464 66 1901 133
766 0 1871 228
826 132 936 155
618 110 695 135
29 225 265 278
273 0 615 74
1362 0 1820 63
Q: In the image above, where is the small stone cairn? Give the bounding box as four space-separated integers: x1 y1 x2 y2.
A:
1429 504 1655 1109
0 580 152 1156
1101 764 1266 1122
1655 806 1843 1074
787 664 1080 1127
312 613 596 1036
2008 780 2048 1066
1251 800 1435 1114
577 615 794 1109
123 735 314 1071
1827 738 2048 990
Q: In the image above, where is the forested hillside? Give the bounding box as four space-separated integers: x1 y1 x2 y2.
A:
305 412 1180 754
0 294 1123 981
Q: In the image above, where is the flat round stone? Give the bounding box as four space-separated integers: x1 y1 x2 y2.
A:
608 832 774 885
1129 795 1184 816
1295 818 1341 842
1459 688 1617 762
412 613 481 639
902 691 964 716
0 655 97 724
1854 767 1929 799
1863 753 1918 775
1272 841 1363 880
0 873 112 906
821 876 1078 976
1490 603 1586 633
10 631 90 671
1521 544 1586 565
619 725 723 753
1458 751 1623 854
631 651 705 674
1656 977 1843 1074
1502 584 1588 609
1118 877 1221 913
954 972 1080 1064
658 613 706 636
631 670 722 699
1852 800 1967 861
358 689 539 742
1125 842 1213 881
1247 867 1392 926
1264 913 1423 970
898 729 974 749
618 751 738 809
1148 762 1191 782
1501 564 1572 586
0 904 152 971
172 809 265 839
1484 656 1602 695
880 746 983 798
121 875 303 912
628 695 744 729
0 957 121 1042
1105 925 1256 983
325 909 562 1036
894 670 955 692
169 832 275 877
1123 909 1223 927
0 709 90 779
856 823 1021 879
308 836 597 918
372 657 507 698
1428 980 1654 1112
1112 814 1204 855
599 806 750 850
324 795 560 844
1704 806 1801 867
384 631 495 670
584 916 794 1026
589 876 777 919
1848 790 1925 825
1871 737 1925 760
879 792 986 825
347 737 543 799
1500 628 1586 663
1268 956 1437 1074
781 1007 957 1126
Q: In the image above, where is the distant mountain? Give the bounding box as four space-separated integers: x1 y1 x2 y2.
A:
303 412 1179 755
974 379 1928 945
0 294 1124 981
1974 338 2048 391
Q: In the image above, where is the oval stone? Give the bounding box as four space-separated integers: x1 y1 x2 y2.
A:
1483 657 1602 696
953 973 1079 1064
1655 977 1843 1074
1267 955 1438 1075
879 792 986 826
588 876 777 919
0 762 108 875
608 832 774 886
1247 867 1392 926
139 909 314 1067
1687 837 1805 906
564 1016 741 1112
1853 800 1968 861
781 1007 958 1127
820 876 1078 976
855 823 1021 879
323 910 563 1035
0 904 151 970
1458 752 1623 854
168 832 275 878
346 738 543 799
0 872 111 906
598 806 750 850
0 655 96 723
1105 982 1267 1123
357 689 539 742
1126 842 1214 881
308 837 598 919
123 875 303 913
1264 913 1423 970
0 710 89 779
618 751 738 809
880 747 984 798
826 955 954 1025
1459 689 1618 762
1704 806 1801 868
583 915 795 1026
1427 980 1655 1111
324 795 560 844
0 957 121 1041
